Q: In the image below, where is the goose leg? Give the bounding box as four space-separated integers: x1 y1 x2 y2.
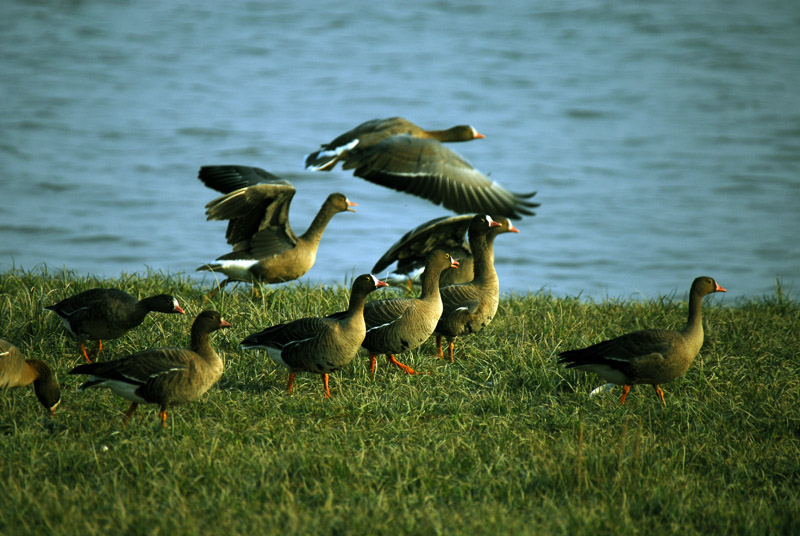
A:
369 355 378 376
123 402 138 426
92 339 103 360
653 385 666 406
619 385 631 405
322 374 331 398
287 372 296 394
447 340 455 362
387 354 418 375
79 343 92 363
158 409 168 427
204 279 229 301
433 336 445 359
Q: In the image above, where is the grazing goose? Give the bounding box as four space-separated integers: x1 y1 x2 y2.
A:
0 339 61 415
69 310 230 427
241 274 388 397
305 117 538 218
558 277 726 406
45 288 185 362
372 213 519 288
434 214 518 360
361 250 458 375
196 165 356 297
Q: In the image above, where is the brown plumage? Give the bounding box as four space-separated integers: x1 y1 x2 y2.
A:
196 165 356 296
361 250 459 375
305 117 539 218
44 288 185 362
0 339 61 415
434 214 518 360
69 310 231 427
241 274 388 397
558 277 726 405
373 213 519 288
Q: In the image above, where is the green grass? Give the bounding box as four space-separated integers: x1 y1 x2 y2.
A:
1 268 798 535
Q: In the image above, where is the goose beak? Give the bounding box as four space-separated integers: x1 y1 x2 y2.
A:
450 259 460 269
507 221 520 233
715 283 727 293
220 319 232 328
174 305 186 314
376 279 389 288
346 200 358 212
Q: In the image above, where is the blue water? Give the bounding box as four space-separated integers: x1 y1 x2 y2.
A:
2 0 799 300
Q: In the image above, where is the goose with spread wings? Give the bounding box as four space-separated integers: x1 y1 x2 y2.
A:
196 165 356 295
305 117 539 219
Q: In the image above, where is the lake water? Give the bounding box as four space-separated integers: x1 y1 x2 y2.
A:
2 0 799 301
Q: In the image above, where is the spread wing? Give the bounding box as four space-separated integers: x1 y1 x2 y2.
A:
343 136 539 218
198 165 286 194
372 214 473 275
203 176 299 260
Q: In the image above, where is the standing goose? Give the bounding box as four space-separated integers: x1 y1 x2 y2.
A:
196 165 356 296
558 277 726 405
45 288 185 362
241 274 389 397
305 117 538 218
1 339 61 416
361 250 459 375
372 213 519 288
69 310 230 427
434 214 518 360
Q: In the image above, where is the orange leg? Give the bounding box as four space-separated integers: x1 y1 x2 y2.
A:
653 385 666 406
123 402 139 426
79 343 92 363
447 340 455 362
322 374 331 398
433 336 445 359
158 409 168 427
92 339 104 359
369 355 378 376
619 384 631 405
387 354 419 375
287 372 296 394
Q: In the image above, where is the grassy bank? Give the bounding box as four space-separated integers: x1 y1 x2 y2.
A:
1 268 798 535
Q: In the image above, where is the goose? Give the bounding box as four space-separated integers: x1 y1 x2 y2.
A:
305 117 538 218
361 250 458 375
241 274 388 397
434 214 518 360
196 165 356 297
69 310 230 427
45 288 185 362
0 338 61 415
558 277 726 405
372 213 519 288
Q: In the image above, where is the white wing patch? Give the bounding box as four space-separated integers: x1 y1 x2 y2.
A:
91 378 148 403
589 383 617 397
306 139 360 171
203 260 259 280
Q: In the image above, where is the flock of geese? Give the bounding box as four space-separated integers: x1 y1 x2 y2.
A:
2 117 726 426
